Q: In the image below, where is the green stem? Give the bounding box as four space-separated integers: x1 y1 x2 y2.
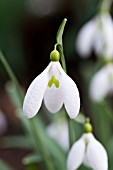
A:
66 114 74 147
31 119 55 170
61 52 67 73
57 44 67 73
100 0 112 13
0 51 55 170
58 46 73 149
0 51 24 103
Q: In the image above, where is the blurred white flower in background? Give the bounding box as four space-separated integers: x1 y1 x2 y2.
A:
67 133 108 170
26 0 59 16
0 110 7 135
47 119 69 150
90 63 113 101
76 13 113 58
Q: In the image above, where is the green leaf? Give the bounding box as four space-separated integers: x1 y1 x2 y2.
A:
22 154 42 165
25 164 39 170
16 109 40 152
5 81 22 107
0 160 13 170
56 18 67 46
91 101 112 145
32 116 66 170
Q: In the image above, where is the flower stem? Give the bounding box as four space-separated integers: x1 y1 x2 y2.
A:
100 0 112 13
58 46 73 149
66 114 74 148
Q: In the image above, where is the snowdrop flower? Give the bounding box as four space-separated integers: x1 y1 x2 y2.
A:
23 50 80 119
76 13 113 58
67 121 108 170
47 119 69 150
90 63 113 101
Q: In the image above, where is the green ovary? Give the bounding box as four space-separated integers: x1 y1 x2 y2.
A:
48 76 59 88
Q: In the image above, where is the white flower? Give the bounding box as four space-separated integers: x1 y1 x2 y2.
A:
76 13 113 58
67 133 108 170
23 61 80 118
47 119 69 150
90 63 113 101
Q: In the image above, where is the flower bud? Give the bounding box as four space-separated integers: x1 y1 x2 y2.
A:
50 50 60 61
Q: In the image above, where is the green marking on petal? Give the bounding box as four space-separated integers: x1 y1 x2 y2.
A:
84 138 89 153
48 76 59 88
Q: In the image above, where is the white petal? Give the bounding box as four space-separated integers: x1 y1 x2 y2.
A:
23 62 52 118
47 119 69 150
57 63 80 118
84 133 108 170
76 19 96 57
44 85 63 113
94 14 113 58
67 135 85 170
106 64 113 92
90 66 111 101
48 62 61 79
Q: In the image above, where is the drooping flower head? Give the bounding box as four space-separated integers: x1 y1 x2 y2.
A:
23 50 80 119
90 63 113 101
67 120 108 170
76 12 113 59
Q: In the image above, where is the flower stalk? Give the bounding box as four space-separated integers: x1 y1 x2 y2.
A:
100 0 112 13
56 19 77 149
60 49 74 148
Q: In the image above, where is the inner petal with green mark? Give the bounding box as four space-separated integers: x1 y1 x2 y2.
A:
84 138 89 153
48 75 59 88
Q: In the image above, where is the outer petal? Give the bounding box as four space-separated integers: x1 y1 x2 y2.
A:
90 66 111 101
44 85 63 113
23 62 52 118
57 63 80 118
94 14 113 58
67 135 85 170
84 133 108 170
76 19 96 57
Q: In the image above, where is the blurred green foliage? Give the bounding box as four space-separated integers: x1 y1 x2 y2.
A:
0 0 26 78
0 0 113 170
